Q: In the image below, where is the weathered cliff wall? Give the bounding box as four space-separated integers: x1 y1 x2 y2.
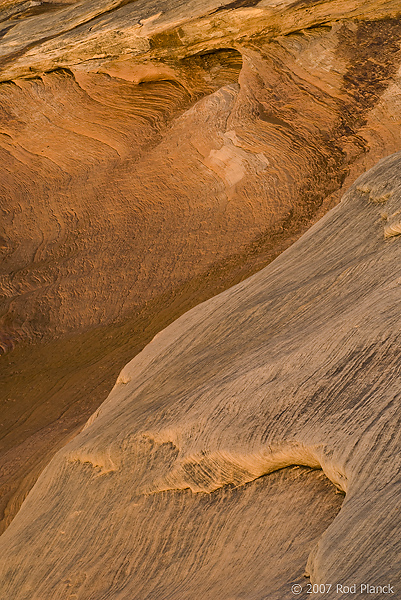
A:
1 0 401 535
1 151 401 598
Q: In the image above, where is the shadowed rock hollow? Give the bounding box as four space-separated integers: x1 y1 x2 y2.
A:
1 0 401 561
1 151 401 598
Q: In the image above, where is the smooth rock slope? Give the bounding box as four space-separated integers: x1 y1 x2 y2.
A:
1 152 401 599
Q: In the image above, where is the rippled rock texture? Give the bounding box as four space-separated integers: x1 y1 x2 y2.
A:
2 151 401 599
1 0 401 540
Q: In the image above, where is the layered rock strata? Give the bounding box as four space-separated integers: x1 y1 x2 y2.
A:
1 152 401 598
2 0 401 533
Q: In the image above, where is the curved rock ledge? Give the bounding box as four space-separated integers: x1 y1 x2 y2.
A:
0 0 400 82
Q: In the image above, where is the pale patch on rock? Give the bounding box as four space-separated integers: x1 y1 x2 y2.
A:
205 130 269 190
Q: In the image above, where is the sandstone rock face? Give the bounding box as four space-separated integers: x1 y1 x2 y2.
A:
1 152 401 599
1 0 401 537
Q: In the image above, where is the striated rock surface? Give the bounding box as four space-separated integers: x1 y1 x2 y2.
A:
2 0 401 534
1 152 401 598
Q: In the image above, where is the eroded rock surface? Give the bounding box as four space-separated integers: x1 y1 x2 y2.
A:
1 152 401 598
2 0 401 535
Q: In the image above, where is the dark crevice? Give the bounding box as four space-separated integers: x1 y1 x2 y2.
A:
9 2 72 20
211 0 262 13
0 24 17 40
